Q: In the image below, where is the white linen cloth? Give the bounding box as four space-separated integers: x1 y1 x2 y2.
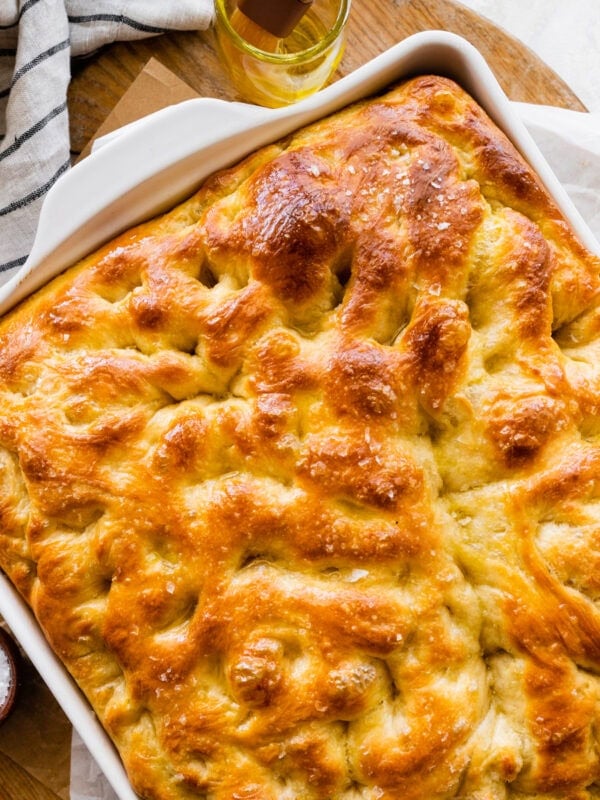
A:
0 0 213 280
458 0 600 114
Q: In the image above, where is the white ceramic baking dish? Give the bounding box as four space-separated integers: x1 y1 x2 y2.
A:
0 29 598 800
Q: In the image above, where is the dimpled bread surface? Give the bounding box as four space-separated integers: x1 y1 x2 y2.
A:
1 75 600 799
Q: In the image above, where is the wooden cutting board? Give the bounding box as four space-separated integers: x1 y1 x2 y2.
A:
1 1 586 799
67 0 586 155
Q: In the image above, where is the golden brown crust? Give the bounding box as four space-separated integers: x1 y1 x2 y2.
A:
1 74 600 799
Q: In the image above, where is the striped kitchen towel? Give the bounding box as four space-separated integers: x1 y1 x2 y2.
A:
0 0 213 283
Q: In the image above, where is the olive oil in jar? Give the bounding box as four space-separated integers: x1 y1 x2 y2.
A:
214 0 350 108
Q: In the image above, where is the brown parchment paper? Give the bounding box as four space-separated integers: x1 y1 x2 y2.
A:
77 57 201 161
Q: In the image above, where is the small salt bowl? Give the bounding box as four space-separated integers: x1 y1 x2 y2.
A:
0 626 21 724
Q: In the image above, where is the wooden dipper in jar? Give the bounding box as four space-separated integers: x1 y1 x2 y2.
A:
230 0 314 51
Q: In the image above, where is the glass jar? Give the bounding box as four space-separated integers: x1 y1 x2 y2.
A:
213 0 351 107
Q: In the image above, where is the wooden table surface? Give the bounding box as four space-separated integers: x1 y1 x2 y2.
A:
1 0 586 798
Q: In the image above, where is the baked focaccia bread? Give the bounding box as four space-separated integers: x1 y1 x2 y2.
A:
1 74 600 800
